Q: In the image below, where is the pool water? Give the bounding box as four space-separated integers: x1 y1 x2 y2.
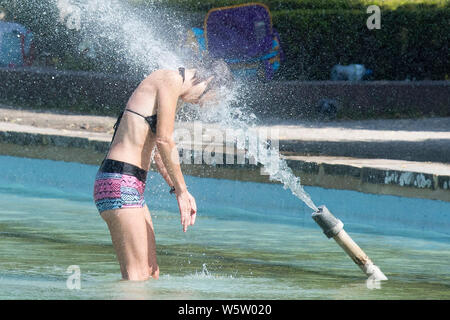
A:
0 155 449 299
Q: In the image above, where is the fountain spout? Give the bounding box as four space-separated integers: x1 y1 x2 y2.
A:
312 205 388 281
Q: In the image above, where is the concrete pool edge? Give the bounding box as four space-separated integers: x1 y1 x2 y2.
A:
0 129 448 202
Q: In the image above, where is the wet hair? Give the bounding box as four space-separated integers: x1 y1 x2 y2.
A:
192 59 234 93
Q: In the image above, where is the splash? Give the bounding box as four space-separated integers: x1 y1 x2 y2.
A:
200 263 210 277
56 0 184 74
53 0 318 211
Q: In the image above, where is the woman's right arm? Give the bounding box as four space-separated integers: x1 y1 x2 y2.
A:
154 72 197 232
152 147 174 188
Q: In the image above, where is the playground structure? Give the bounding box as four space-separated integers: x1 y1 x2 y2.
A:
183 3 284 81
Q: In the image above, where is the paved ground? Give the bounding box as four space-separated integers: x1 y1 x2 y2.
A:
0 105 449 176
0 105 117 133
262 118 450 162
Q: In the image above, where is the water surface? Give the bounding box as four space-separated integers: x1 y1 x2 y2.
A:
0 156 449 299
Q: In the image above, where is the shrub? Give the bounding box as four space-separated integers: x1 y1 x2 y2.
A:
137 0 448 11
272 8 450 80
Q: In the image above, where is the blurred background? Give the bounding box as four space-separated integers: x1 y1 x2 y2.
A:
0 0 448 118
1 1 448 78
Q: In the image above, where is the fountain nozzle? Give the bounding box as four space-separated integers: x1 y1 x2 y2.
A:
312 205 388 281
312 205 344 238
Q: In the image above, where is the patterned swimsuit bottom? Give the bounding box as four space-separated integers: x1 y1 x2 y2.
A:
93 159 147 214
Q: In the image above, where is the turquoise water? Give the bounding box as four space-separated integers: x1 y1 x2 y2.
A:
0 155 449 299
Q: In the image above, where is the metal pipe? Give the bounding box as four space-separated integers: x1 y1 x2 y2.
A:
312 205 387 281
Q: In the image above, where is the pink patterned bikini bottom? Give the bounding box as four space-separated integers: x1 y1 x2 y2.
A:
93 159 147 213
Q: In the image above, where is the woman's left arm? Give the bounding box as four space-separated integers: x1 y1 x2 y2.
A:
152 147 174 187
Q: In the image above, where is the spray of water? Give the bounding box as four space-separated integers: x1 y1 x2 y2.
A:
57 0 185 74
55 0 318 211
196 80 318 211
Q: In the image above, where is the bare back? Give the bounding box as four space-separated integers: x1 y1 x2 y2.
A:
106 69 183 171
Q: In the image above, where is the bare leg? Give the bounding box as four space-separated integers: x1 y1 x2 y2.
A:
143 205 159 279
101 206 158 281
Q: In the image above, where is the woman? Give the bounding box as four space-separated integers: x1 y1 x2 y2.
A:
93 61 232 281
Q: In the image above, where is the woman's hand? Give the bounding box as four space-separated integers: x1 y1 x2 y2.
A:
176 190 197 232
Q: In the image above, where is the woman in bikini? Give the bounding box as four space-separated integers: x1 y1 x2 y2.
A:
93 61 232 281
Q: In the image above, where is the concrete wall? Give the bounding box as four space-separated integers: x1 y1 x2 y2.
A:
0 67 138 114
239 80 450 120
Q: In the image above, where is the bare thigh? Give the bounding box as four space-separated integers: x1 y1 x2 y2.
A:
101 206 159 281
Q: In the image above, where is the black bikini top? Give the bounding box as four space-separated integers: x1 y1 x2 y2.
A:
123 109 157 133
109 67 185 144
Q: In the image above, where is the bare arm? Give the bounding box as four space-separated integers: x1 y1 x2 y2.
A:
154 72 187 194
152 147 174 187
154 72 197 232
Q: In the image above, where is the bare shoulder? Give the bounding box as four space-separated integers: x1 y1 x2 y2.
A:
145 69 182 89
133 69 181 98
